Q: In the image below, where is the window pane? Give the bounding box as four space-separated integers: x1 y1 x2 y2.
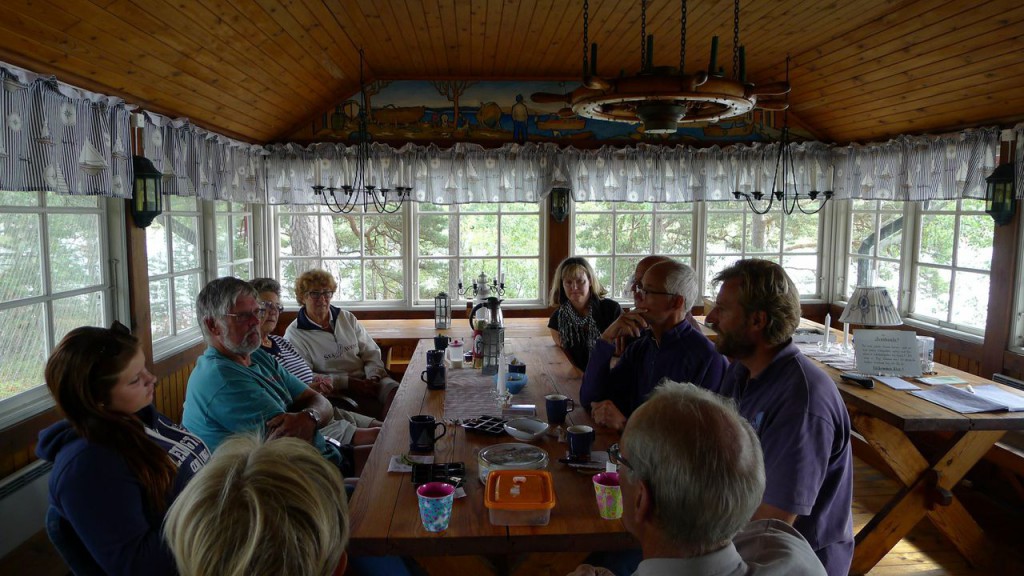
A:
147 216 169 275
0 191 38 206
49 214 102 292
364 215 402 257
366 259 404 300
613 213 652 254
0 304 46 401
168 196 197 211
877 213 903 259
705 212 744 252
46 193 98 208
460 259 498 288
171 216 200 270
215 214 230 261
460 215 498 257
52 292 104 342
0 213 41 302
744 213 781 253
849 212 877 258
957 213 992 270
782 254 818 296
784 212 819 253
419 214 451 256
501 258 539 300
875 261 902 299
575 213 613 254
919 213 955 266
232 263 252 279
150 278 171 340
914 266 951 320
331 215 361 256
418 259 451 300
233 214 251 260
330 260 363 301
500 215 539 257
951 271 989 329
588 256 614 296
655 214 692 254
174 274 200 332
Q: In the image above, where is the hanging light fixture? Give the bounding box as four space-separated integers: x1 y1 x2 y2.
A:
312 49 411 214
531 0 790 133
732 56 833 215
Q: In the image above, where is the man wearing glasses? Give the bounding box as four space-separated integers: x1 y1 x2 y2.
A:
183 277 351 476
581 260 727 431
570 381 825 576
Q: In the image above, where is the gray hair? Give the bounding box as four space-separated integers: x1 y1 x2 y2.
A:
658 261 699 310
623 379 765 552
196 277 258 342
250 278 282 298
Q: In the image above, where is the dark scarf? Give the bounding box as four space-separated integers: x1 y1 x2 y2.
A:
557 298 600 352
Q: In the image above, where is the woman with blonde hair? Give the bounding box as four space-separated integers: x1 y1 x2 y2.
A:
36 322 210 574
548 256 622 370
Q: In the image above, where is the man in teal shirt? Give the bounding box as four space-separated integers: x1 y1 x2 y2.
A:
183 277 349 474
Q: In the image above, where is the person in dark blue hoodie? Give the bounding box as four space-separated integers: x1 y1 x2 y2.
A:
36 323 211 575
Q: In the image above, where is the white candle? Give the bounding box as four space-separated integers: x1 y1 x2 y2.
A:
842 323 850 353
822 313 832 350
500 272 505 285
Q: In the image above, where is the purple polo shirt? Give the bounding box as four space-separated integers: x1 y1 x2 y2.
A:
582 320 727 416
712 341 853 576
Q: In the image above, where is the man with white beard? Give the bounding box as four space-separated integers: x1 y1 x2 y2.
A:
183 277 349 475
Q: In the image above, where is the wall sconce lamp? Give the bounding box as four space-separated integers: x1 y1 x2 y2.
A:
131 155 163 228
985 163 1016 226
550 187 570 223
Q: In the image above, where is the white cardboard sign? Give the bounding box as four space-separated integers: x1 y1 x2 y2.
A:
854 330 921 376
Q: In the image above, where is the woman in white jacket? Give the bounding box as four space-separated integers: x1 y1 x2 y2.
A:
284 269 399 419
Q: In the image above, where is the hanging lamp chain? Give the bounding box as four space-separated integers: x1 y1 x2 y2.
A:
640 0 648 71
582 0 590 77
679 0 687 73
732 0 740 79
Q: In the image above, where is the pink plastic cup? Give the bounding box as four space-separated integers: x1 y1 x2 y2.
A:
417 482 455 532
592 472 622 520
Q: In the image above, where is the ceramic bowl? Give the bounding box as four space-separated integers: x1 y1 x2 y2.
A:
495 372 528 394
503 418 549 442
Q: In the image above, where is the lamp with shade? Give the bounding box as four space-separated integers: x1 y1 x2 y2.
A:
838 286 901 354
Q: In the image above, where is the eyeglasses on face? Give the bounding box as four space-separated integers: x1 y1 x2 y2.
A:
259 301 285 314
607 443 634 472
306 290 335 300
222 308 266 323
632 284 677 298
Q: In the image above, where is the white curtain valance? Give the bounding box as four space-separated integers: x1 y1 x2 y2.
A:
264 142 564 205
1 63 132 197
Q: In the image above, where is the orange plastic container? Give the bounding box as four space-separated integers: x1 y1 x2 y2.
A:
484 469 556 526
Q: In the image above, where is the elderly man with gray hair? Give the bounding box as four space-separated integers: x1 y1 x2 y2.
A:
569 380 825 576
582 260 727 430
182 277 351 475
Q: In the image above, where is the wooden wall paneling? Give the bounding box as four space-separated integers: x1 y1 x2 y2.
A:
0 410 60 478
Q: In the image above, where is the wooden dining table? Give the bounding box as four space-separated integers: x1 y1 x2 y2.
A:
818 358 1024 574
346 337 637 570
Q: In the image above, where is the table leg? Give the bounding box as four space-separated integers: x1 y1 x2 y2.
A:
849 409 1004 574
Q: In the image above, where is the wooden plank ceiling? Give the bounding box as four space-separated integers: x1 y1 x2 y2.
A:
0 0 1020 145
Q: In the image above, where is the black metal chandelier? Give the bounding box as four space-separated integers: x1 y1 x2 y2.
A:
312 49 411 214
733 57 833 215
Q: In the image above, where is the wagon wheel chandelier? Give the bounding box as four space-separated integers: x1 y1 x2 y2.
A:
531 0 790 134
312 49 411 214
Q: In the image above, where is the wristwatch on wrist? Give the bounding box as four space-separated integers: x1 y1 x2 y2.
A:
302 408 321 427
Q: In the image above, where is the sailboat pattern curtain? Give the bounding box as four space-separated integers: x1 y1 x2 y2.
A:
0 63 132 197
139 111 266 203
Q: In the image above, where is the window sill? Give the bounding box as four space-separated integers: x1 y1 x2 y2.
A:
152 330 204 362
901 317 985 346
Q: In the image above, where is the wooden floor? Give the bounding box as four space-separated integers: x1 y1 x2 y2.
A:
1 457 1019 576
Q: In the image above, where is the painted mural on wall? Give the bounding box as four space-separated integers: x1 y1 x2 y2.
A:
286 80 810 146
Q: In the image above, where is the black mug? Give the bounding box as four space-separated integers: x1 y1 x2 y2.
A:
433 334 451 350
409 415 447 452
426 349 445 366
545 394 576 426
566 424 595 461
421 364 447 390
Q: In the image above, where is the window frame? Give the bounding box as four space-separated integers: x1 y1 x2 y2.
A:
0 192 127 428
148 195 206 361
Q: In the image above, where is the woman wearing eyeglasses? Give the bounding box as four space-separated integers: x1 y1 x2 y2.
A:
250 278 381 453
547 256 622 371
284 269 399 419
36 323 210 575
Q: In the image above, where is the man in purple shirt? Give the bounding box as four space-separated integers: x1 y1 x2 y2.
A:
705 259 853 576
582 260 727 431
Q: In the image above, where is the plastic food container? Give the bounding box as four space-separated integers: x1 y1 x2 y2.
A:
484 470 556 526
477 442 549 484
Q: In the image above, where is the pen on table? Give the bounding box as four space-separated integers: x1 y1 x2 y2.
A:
965 384 976 394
